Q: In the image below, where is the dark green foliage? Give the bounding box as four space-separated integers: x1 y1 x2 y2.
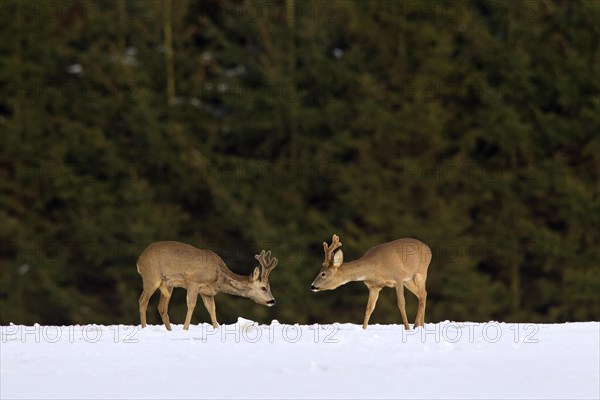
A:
1 0 598 325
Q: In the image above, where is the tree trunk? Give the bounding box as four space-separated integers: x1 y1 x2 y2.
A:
163 0 175 106
286 0 298 160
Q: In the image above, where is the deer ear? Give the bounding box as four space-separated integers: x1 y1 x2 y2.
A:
333 249 343 268
250 266 260 282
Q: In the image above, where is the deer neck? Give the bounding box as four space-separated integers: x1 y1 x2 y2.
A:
339 258 372 283
217 269 251 297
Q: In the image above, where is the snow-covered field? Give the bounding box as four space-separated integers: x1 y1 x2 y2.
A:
1 320 598 399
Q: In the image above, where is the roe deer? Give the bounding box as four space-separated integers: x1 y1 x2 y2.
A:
311 234 431 330
137 241 278 331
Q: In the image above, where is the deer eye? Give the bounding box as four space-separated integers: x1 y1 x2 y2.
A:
261 287 267 292
321 272 326 277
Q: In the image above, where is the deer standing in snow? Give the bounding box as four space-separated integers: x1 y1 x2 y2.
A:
311 234 431 330
137 241 278 331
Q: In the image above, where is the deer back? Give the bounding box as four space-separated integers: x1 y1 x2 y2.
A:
362 238 431 277
137 241 221 285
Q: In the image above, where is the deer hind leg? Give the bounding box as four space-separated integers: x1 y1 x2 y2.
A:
183 283 199 330
395 284 410 330
403 279 420 328
139 279 161 329
200 294 219 329
157 284 174 331
412 273 428 327
363 286 382 330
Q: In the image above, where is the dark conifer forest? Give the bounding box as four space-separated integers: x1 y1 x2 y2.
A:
1 0 598 326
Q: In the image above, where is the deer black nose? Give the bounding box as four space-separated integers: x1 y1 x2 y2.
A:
311 285 318 291
267 300 276 305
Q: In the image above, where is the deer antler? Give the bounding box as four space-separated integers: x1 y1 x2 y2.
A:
323 234 342 261
255 250 278 281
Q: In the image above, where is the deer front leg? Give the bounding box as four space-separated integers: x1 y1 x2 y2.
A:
395 284 410 330
363 286 382 330
183 284 199 330
201 294 219 329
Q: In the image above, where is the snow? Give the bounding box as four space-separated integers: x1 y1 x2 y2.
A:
1 320 598 399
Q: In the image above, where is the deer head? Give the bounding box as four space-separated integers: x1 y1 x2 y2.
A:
247 250 278 306
311 234 344 291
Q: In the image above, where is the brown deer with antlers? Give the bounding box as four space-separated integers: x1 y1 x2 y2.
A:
311 234 431 330
137 241 278 331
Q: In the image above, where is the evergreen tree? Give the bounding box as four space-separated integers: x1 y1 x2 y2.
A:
1 0 597 325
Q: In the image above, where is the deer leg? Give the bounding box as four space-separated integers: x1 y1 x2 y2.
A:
139 280 160 329
403 279 418 297
363 286 382 330
201 294 219 329
395 284 411 330
183 284 199 330
413 273 428 327
403 279 420 327
158 285 174 331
